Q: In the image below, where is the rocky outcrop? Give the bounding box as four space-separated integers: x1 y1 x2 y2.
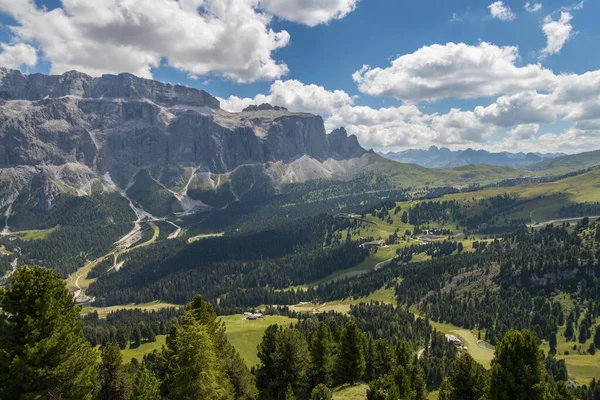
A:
0 69 367 207
0 67 220 109
327 127 366 159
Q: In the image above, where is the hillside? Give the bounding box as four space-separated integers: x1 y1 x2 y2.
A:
526 149 600 173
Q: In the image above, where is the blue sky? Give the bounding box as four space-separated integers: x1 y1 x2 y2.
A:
1 0 599 153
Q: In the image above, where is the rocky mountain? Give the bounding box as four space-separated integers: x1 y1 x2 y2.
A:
379 146 563 169
0 68 367 218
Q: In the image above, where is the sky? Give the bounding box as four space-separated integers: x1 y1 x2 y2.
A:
0 0 599 154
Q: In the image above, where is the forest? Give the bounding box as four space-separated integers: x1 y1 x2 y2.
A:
0 266 591 400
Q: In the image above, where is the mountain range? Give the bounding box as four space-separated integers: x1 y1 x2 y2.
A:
379 146 564 169
0 67 367 218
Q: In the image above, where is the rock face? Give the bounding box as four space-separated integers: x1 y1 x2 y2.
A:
0 68 366 209
0 68 220 109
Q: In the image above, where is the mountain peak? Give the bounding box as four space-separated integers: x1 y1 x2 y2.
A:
0 67 220 109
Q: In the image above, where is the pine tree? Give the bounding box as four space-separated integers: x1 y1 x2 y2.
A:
486 330 550 400
98 342 129 400
310 322 338 387
366 374 400 400
256 324 281 399
164 312 233 399
337 320 366 385
0 266 98 399
130 365 161 400
549 332 558 354
133 325 142 348
442 353 486 400
285 384 297 400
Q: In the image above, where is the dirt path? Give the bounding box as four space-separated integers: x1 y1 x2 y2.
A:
528 216 600 228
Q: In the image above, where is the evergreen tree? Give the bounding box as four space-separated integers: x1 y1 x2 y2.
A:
366 374 400 400
310 322 338 387
595 326 600 347
98 342 129 400
310 384 333 400
285 384 297 400
549 332 558 354
133 325 142 348
337 320 366 384
0 266 98 399
164 312 233 399
256 324 281 399
565 320 575 341
441 353 486 400
486 330 550 400
130 365 161 400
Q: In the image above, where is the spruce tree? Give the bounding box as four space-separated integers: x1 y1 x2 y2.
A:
442 353 486 400
98 342 129 400
0 266 98 399
486 330 550 400
310 322 338 387
337 320 366 385
130 365 161 400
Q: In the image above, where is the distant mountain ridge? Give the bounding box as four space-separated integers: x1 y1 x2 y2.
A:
379 146 564 169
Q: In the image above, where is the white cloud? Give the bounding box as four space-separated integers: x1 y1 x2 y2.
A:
541 11 575 57
488 2 516 21
474 91 556 126
524 2 542 12
509 124 540 139
0 42 37 69
353 42 557 102
219 79 355 114
0 0 357 82
259 0 359 27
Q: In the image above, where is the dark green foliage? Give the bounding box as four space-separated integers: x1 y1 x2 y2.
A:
0 266 98 399
126 169 179 216
310 322 338 387
89 215 368 306
2 191 135 276
486 330 550 400
439 353 486 400
310 384 333 400
153 295 257 399
130 365 161 400
98 343 129 400
337 320 366 385
256 325 311 400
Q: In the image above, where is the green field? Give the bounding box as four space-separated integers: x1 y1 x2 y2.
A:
312 245 399 286
80 301 180 318
14 226 58 241
426 320 495 369
221 314 299 368
122 335 166 363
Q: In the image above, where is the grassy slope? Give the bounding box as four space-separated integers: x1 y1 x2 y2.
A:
368 154 523 188
122 335 166 363
526 149 600 173
441 169 600 222
220 314 299 368
80 301 180 318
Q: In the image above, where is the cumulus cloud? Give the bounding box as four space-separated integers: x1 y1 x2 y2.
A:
353 42 557 102
0 42 37 69
541 12 575 57
509 124 540 139
259 0 359 27
524 2 542 12
219 79 355 114
488 1 516 21
0 0 358 82
474 91 556 126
